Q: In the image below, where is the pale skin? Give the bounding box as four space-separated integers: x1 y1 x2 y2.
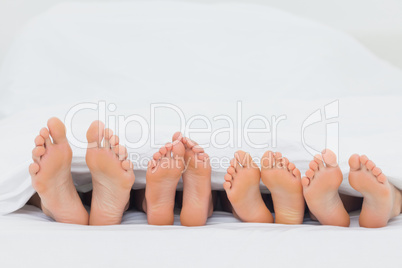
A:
28 118 213 226
27 119 401 227
224 149 402 228
302 149 402 228
141 132 213 226
28 118 135 225
223 150 304 224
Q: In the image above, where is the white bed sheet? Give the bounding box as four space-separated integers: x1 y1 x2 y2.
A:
1 205 402 268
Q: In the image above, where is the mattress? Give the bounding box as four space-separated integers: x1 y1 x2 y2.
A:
1 205 402 268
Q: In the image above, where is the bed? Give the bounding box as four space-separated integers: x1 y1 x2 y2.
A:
1 2 401 267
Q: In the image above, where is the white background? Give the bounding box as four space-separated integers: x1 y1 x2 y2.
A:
1 0 402 70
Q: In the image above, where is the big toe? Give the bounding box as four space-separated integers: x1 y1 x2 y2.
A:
348 154 361 171
234 150 254 168
86 120 105 147
322 149 338 168
47 117 67 144
171 140 185 159
172 132 183 142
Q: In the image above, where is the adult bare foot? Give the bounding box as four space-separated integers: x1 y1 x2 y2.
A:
261 151 304 224
349 154 402 228
172 133 213 226
29 117 88 225
223 151 273 223
86 121 135 225
302 149 350 227
145 141 185 225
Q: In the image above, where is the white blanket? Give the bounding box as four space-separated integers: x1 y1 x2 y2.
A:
1 2 402 215
1 205 402 267
1 95 402 215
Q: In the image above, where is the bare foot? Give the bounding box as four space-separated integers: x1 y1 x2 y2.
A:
302 149 350 227
173 133 213 226
86 121 135 225
145 141 185 225
223 151 273 223
261 151 304 224
29 117 88 225
349 154 402 228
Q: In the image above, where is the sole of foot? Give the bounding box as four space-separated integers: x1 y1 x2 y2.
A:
86 121 135 225
261 151 304 224
29 117 88 225
145 140 185 225
302 149 350 227
173 133 213 227
349 154 402 228
223 151 273 223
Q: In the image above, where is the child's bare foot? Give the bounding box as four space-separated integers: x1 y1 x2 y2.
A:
223 151 273 223
349 154 402 228
173 133 213 226
145 141 185 225
29 117 88 225
86 121 135 225
302 149 350 227
261 151 304 224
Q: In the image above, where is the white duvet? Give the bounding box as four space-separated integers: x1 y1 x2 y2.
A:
0 1 401 215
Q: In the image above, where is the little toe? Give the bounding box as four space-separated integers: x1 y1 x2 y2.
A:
86 120 105 148
47 117 67 144
322 149 338 168
348 154 361 171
